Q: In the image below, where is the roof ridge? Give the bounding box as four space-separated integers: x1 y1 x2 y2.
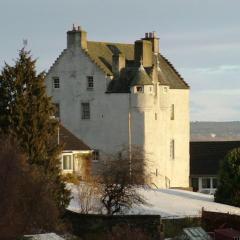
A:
87 40 133 46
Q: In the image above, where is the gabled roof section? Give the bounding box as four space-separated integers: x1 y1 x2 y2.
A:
59 125 91 151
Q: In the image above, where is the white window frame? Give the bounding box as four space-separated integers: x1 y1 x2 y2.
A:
53 77 60 89
62 154 73 171
87 76 94 90
198 177 218 194
81 102 90 120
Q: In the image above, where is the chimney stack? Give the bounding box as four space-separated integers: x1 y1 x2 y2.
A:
142 31 159 54
112 53 125 76
67 25 87 49
134 40 153 67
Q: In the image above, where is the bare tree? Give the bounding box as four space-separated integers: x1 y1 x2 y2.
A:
99 146 150 215
76 177 101 214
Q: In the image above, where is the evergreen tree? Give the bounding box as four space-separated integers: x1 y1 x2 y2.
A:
215 148 240 207
0 49 70 212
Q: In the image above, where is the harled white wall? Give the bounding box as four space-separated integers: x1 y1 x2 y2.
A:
46 47 190 188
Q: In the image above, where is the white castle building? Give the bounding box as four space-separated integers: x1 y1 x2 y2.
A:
46 25 190 188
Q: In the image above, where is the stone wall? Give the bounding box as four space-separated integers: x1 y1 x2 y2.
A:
64 210 163 240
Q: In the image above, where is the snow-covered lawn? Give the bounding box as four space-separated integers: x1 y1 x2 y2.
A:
68 185 240 219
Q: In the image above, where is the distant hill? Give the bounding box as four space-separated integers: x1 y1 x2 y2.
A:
191 121 240 141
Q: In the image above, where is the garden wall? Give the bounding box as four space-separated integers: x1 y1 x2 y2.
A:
64 210 163 240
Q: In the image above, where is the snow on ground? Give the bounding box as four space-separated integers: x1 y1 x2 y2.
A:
68 185 240 219
128 188 240 218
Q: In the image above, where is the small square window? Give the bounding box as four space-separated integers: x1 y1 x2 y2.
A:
136 86 143 92
87 76 94 90
63 155 72 170
81 102 90 120
93 150 99 161
53 77 60 89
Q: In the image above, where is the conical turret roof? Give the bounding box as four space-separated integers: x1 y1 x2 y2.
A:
130 63 152 86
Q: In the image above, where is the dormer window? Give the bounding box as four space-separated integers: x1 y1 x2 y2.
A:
87 76 94 90
53 77 60 89
136 86 143 92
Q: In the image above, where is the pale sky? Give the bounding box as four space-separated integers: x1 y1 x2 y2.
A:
1 0 240 121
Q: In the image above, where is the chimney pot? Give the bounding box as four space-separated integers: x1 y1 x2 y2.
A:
145 33 149 38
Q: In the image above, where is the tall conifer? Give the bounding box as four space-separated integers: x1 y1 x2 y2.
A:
215 148 240 207
0 49 70 212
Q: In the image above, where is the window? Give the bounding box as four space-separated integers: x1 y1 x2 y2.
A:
63 155 72 170
81 102 90 119
93 150 99 161
54 103 60 119
170 139 175 159
171 104 175 120
202 178 211 189
53 77 60 89
87 76 94 90
136 86 143 92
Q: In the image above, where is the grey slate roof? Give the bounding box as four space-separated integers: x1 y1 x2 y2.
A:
86 41 189 91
